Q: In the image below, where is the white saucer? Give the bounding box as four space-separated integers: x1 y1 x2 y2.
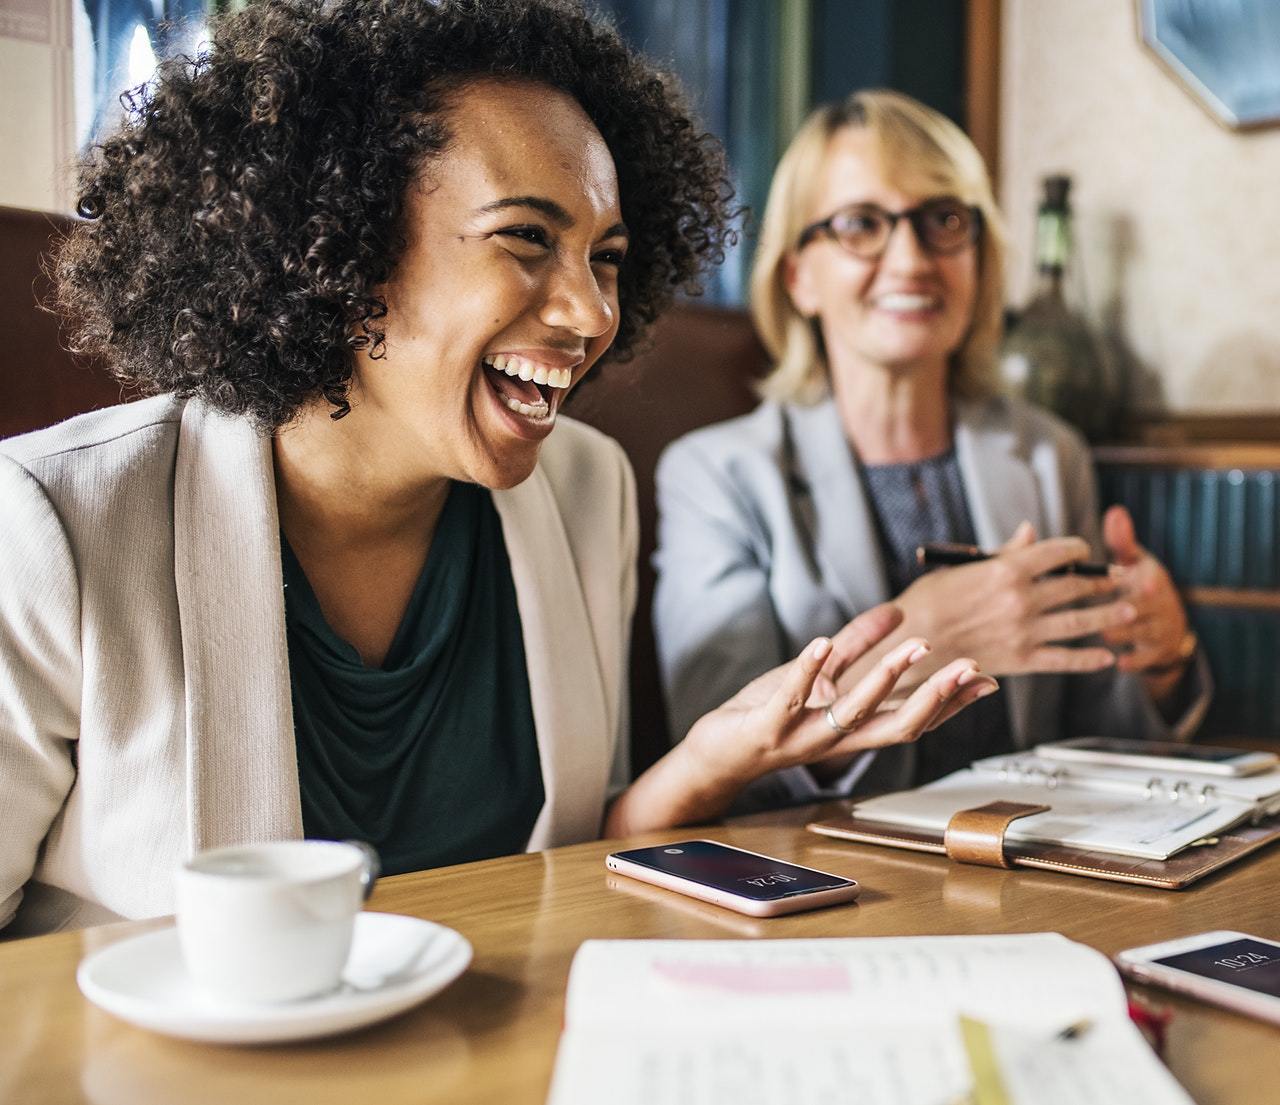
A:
77 911 471 1045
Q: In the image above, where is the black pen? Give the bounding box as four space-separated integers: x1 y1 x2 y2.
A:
916 541 1112 577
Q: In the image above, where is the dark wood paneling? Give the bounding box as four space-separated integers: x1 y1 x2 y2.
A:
565 305 767 771
0 206 124 440
1183 587 1280 612
1113 414 1280 446
1095 443 1280 470
965 0 1001 181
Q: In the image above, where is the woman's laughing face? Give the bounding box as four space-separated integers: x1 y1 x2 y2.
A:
355 78 627 489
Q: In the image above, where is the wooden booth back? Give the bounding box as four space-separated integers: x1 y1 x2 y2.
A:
563 307 766 769
1096 444 1280 744
0 207 124 438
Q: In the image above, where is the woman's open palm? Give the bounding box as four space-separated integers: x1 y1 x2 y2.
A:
684 603 998 787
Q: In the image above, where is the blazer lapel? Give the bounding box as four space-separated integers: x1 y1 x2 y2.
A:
494 469 611 850
953 398 1051 748
173 401 301 852
785 399 892 618
953 398 1045 550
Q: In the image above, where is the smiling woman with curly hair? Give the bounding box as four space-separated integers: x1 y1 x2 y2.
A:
0 0 991 936
57 0 730 426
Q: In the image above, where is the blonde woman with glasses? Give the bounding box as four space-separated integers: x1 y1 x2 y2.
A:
653 90 1208 811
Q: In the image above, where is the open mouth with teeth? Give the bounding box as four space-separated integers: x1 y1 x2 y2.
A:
482 354 574 423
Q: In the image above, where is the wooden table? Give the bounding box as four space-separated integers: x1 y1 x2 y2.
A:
4 805 1279 1105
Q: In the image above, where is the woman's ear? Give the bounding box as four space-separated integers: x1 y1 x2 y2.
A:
783 250 819 319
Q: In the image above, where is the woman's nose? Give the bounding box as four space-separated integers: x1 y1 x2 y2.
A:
879 216 933 273
540 262 614 339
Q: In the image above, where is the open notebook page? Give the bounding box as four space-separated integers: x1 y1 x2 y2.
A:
546 935 1192 1105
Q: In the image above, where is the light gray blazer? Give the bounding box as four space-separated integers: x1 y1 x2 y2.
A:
0 397 635 936
654 395 1209 807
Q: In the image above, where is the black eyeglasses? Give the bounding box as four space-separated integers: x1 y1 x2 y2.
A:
796 197 982 259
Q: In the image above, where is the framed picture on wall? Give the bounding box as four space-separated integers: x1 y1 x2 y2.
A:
1138 0 1280 129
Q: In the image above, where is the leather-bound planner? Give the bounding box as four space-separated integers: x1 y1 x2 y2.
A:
807 751 1280 890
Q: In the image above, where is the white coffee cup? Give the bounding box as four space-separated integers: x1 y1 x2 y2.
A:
176 839 379 1004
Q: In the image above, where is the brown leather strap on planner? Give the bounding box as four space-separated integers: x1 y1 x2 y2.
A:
944 801 1051 868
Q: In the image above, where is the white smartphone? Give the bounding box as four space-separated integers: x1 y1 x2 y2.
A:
1037 737 1279 777
605 839 860 917
1115 931 1280 1025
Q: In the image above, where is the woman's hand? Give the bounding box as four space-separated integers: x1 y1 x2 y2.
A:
683 604 997 789
1101 505 1194 703
881 522 1132 682
603 604 996 836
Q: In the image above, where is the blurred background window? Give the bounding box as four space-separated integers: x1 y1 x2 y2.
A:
67 0 975 305
591 0 969 306
76 0 208 147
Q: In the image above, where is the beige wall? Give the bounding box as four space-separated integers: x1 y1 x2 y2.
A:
1000 0 1280 414
0 0 74 213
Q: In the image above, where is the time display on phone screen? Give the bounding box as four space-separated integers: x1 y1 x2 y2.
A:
1156 938 1280 998
613 841 852 901
741 872 799 888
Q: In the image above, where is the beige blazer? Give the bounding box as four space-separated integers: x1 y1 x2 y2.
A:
654 395 1210 808
0 397 634 936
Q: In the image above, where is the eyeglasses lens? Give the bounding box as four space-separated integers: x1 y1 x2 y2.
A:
831 200 975 257
917 201 974 252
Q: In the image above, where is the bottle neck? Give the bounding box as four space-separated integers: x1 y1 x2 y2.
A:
1034 207 1071 298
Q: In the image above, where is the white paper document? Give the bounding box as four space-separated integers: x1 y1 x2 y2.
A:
545 934 1193 1105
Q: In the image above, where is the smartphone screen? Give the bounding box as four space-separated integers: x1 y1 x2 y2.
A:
1066 738 1247 763
609 841 854 902
1155 938 1280 998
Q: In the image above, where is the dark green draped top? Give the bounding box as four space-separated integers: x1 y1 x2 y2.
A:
281 482 544 876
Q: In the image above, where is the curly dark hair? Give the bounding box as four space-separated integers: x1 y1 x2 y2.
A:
55 0 736 428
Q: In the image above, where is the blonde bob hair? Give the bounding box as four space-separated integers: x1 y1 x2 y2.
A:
751 88 1007 405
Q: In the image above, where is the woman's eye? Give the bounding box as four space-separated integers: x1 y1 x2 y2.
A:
592 248 627 268
499 225 551 249
833 211 882 237
847 215 883 235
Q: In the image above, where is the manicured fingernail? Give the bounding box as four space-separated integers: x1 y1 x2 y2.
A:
957 664 982 685
907 642 931 663
976 682 999 698
812 637 832 660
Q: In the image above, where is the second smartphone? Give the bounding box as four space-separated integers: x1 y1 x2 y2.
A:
606 839 860 917
1116 930 1280 1026
1037 736 1278 777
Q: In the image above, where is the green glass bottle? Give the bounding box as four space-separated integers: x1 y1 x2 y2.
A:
1002 176 1114 440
